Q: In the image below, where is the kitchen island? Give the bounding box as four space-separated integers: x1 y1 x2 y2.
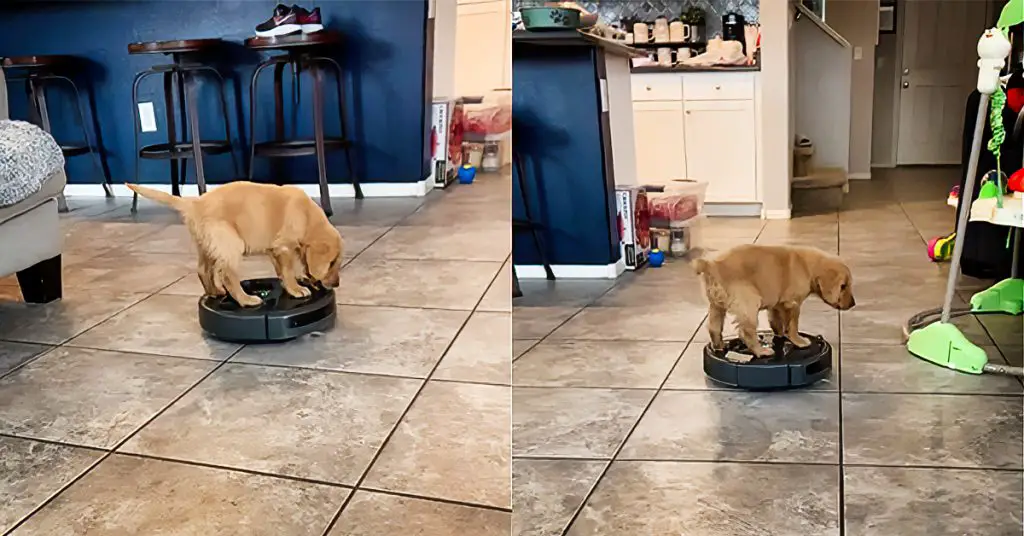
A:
512 30 639 279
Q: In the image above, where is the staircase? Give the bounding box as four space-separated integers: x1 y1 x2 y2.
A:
791 142 848 213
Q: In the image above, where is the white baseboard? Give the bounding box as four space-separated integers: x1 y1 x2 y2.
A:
704 203 762 217
64 180 431 199
848 172 872 180
515 258 626 279
762 208 792 220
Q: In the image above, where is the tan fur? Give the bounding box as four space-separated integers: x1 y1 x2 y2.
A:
126 182 344 307
693 244 855 357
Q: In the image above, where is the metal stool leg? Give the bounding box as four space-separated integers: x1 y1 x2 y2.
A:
26 77 69 213
311 62 333 216
161 71 182 197
514 150 554 280
175 69 189 194
314 56 362 199
44 74 113 198
248 58 277 180
130 69 159 213
194 66 240 179
182 70 207 195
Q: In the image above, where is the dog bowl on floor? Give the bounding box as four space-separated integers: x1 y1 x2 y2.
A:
198 278 336 343
703 331 832 390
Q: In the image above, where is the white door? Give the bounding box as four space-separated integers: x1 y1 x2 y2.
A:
454 0 509 97
684 100 758 202
632 100 686 186
896 1 991 165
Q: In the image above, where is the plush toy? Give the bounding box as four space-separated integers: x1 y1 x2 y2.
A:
1009 168 1024 193
977 28 1012 95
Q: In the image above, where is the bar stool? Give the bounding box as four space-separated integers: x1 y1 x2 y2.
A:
245 31 362 217
512 142 555 294
127 39 239 213
2 54 114 211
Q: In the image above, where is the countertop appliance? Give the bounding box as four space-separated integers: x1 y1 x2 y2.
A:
722 12 746 52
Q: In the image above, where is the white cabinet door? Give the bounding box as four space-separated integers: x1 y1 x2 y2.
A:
684 99 757 202
632 100 686 187
454 1 507 97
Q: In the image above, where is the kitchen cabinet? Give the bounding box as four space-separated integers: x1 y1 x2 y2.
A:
684 99 757 202
454 0 511 96
632 100 686 187
630 71 760 205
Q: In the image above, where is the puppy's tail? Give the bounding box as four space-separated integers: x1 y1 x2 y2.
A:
124 183 193 213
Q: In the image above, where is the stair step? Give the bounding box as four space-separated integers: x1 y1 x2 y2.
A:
792 167 847 190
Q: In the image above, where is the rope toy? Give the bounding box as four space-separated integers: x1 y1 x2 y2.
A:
988 86 1007 208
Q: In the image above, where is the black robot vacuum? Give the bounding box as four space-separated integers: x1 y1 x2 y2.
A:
703 331 833 390
198 278 336 343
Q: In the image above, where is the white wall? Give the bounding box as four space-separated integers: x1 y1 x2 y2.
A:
827 0 879 179
760 0 794 218
433 0 458 99
794 12 852 174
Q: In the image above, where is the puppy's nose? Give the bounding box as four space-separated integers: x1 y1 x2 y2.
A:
848 297 856 309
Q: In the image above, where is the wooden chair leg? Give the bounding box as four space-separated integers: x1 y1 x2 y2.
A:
16 255 62 304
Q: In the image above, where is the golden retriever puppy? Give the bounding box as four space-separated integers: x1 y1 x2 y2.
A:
693 244 855 357
126 182 343 307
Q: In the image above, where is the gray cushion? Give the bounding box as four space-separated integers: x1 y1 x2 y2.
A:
0 169 66 224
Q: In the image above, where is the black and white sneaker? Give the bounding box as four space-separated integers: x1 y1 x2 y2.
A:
295 6 324 34
255 4 301 37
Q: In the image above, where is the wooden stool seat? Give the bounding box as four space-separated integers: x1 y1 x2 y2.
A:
2 55 76 69
128 38 223 55
244 31 341 50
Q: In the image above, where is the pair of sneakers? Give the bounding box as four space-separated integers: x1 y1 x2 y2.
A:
255 4 324 37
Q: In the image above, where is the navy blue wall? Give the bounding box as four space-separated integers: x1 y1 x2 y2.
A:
0 0 430 186
513 45 619 266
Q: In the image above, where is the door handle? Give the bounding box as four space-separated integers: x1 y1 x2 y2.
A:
903 68 909 75
902 81 910 89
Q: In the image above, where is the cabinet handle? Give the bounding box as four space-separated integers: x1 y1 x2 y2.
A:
685 110 691 115
714 85 721 90
645 85 652 90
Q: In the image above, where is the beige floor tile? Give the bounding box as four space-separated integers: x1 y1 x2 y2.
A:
364 381 510 508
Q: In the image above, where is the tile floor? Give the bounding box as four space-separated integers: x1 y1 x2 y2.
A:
512 167 1024 536
0 174 511 535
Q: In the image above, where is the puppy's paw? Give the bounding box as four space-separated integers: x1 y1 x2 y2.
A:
285 285 312 299
789 334 812 348
750 345 775 358
237 293 263 307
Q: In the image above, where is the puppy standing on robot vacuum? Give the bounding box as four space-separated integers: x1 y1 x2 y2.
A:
126 182 344 307
693 244 855 357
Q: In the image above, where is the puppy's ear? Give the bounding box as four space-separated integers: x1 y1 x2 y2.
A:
304 242 329 267
813 263 839 296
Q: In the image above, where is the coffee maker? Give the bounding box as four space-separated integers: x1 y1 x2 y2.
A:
722 12 746 53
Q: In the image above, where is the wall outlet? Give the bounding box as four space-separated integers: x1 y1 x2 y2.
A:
138 102 157 133
853 46 863 61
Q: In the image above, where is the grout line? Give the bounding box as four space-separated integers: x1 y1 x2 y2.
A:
355 487 511 513
837 209 846 536
318 254 507 536
511 284 623 364
513 454 1024 473
559 323 703 536
0 432 109 453
2 343 244 535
